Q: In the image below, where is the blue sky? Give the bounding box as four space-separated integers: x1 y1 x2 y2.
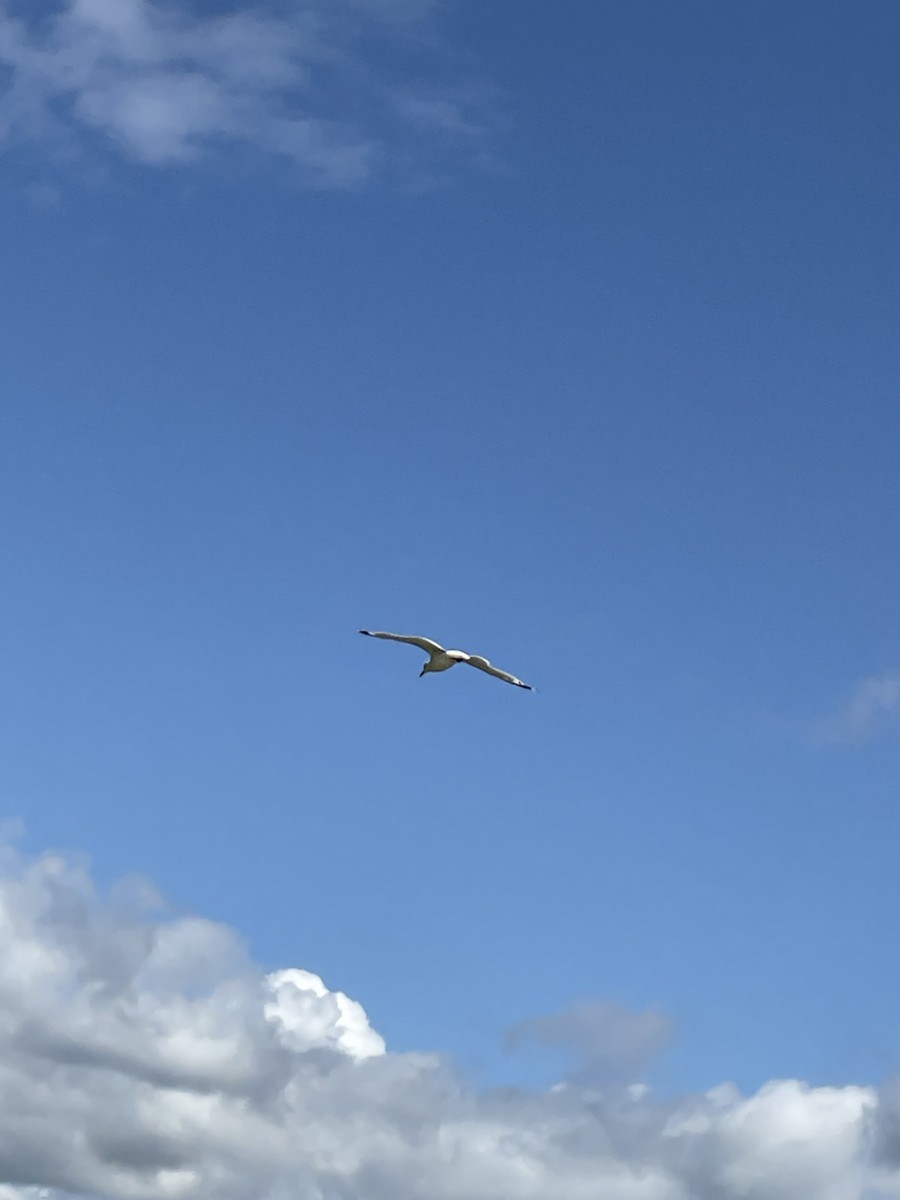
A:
2 2 900 1182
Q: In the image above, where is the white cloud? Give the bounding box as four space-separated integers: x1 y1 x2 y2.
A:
265 967 386 1060
0 841 895 1199
813 672 900 745
0 0 486 184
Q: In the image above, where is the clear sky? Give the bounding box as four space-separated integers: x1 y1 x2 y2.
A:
1 3 900 1197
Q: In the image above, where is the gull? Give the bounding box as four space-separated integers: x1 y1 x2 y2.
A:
358 630 535 691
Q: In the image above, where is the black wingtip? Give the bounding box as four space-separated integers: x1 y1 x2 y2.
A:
358 629 372 636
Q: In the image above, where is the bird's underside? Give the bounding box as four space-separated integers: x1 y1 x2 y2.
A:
358 630 535 691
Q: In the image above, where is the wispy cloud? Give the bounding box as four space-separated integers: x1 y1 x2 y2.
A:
0 0 488 185
506 998 673 1084
0 838 893 1199
812 671 900 746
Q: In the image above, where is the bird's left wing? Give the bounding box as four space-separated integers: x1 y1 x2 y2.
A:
358 630 445 654
464 655 535 691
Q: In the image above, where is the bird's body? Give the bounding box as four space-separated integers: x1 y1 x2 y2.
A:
358 630 535 691
422 649 465 673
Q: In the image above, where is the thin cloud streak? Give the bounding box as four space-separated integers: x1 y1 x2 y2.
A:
812 671 900 746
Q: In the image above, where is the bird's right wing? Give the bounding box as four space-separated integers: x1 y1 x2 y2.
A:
465 655 535 691
358 630 445 654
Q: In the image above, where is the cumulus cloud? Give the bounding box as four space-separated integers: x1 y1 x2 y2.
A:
0 842 895 1199
0 0 486 184
813 672 900 746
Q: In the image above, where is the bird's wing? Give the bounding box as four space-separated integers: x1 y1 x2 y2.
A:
464 655 535 691
358 630 445 655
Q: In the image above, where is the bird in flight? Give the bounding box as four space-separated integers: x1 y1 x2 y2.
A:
358 630 535 691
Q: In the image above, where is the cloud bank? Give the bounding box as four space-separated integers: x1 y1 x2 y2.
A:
0 842 897 1199
0 0 485 184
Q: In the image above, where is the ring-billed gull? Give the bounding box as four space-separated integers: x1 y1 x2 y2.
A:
358 630 535 691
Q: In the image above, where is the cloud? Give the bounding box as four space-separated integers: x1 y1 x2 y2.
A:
506 999 673 1084
812 672 900 746
0 841 895 1199
0 0 487 184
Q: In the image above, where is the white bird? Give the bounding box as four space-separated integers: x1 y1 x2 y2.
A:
358 630 535 691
